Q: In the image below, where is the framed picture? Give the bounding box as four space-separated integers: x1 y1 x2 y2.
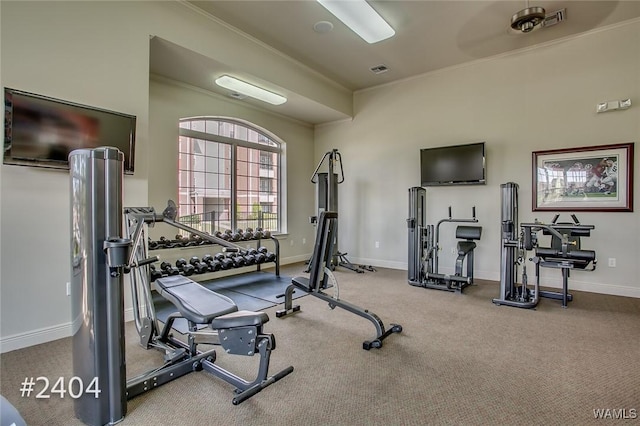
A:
532 143 634 212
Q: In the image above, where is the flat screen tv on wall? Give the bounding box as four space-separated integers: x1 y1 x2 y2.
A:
3 88 136 174
420 142 486 186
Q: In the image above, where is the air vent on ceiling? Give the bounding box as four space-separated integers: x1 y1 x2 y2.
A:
370 64 389 74
543 8 566 27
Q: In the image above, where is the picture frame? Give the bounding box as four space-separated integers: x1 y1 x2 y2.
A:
532 142 634 212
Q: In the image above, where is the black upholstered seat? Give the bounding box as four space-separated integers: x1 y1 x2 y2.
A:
155 275 238 324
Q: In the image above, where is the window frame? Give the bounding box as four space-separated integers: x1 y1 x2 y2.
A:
178 117 283 233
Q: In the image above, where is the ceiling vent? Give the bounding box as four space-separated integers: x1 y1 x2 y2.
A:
370 64 389 74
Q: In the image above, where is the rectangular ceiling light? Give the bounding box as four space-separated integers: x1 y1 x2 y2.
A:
317 0 395 44
215 75 287 105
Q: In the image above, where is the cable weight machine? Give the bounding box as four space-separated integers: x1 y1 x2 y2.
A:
308 149 375 273
493 182 597 309
407 187 482 292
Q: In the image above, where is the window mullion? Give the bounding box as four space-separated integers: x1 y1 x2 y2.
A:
231 142 237 231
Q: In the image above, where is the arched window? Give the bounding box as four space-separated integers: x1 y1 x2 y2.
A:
178 117 282 234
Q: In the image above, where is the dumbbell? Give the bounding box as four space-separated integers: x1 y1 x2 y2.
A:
160 261 180 276
175 258 195 276
240 250 257 265
189 256 209 274
225 252 246 268
202 254 222 272
250 248 266 264
214 253 234 270
148 238 159 250
149 264 164 282
158 236 171 248
253 228 264 239
230 230 242 242
220 230 232 241
243 228 255 240
257 246 276 262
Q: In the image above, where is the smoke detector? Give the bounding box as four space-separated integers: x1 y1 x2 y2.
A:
511 5 546 33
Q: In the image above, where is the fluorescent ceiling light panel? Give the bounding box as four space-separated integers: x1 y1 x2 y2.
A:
215 75 287 105
317 0 395 44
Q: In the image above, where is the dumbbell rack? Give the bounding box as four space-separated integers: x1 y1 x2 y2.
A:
124 205 280 284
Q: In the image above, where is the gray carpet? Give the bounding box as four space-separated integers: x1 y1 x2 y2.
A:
1 263 639 425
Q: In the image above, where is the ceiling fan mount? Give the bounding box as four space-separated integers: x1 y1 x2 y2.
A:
510 5 546 33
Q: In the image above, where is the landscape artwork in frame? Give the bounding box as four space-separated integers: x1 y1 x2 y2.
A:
532 143 634 212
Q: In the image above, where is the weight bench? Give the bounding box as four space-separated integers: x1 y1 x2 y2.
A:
276 211 402 350
128 275 293 405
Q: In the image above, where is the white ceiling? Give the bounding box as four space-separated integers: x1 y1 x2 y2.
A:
150 1 640 124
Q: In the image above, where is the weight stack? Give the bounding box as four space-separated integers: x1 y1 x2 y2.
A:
407 187 426 283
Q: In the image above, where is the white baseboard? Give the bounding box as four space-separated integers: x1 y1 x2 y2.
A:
0 308 137 354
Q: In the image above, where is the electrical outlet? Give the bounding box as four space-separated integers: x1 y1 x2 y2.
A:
375 241 380 248
66 282 71 296
608 258 616 268
450 247 457 255
290 239 294 247
302 238 306 245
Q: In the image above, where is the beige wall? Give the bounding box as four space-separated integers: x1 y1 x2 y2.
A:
0 1 319 351
315 20 640 297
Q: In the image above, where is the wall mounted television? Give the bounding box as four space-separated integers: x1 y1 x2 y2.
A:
3 88 136 174
420 142 486 186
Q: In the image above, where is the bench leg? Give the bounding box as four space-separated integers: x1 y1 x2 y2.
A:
275 284 301 317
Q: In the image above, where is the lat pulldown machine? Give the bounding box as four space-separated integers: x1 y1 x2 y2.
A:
407 187 483 292
70 148 292 426
308 149 375 273
493 182 597 309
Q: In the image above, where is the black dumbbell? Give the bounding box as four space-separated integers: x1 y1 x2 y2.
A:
214 253 234 270
242 250 257 265
175 258 195 276
250 248 266 264
202 254 222 272
189 256 209 274
257 247 276 262
226 252 245 268
160 261 180 276
149 264 164 282
230 230 242 242
243 228 254 240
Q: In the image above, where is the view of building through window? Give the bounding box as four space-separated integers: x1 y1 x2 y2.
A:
178 118 281 234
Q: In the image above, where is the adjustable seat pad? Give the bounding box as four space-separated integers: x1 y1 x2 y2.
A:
155 275 238 324
457 241 477 256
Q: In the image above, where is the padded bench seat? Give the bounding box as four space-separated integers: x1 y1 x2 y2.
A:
155 275 269 329
155 275 238 324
